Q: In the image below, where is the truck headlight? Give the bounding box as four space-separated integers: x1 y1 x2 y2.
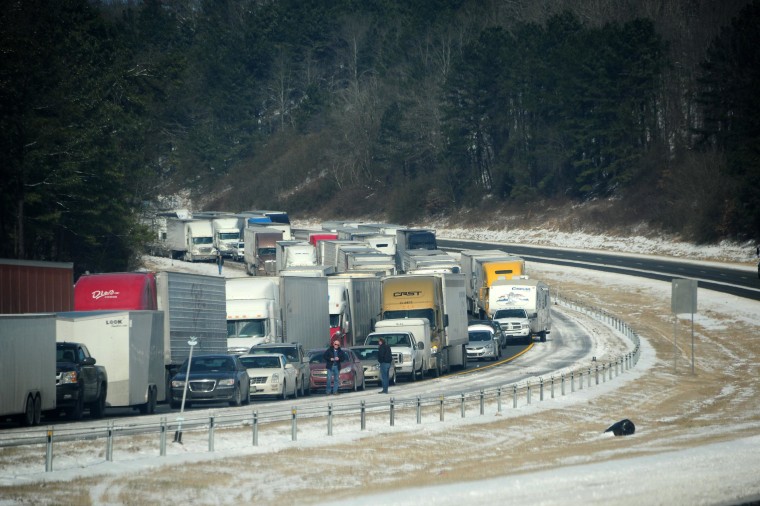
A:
59 371 78 385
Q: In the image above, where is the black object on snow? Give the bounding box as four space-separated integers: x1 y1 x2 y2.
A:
605 419 636 436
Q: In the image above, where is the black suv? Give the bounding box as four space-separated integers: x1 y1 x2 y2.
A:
247 343 310 396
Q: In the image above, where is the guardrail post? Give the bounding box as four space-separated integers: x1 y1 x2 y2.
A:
539 378 544 401
439 395 445 422
527 381 532 404
390 398 395 426
417 396 422 424
479 390 485 415
571 371 575 392
208 413 215 452
361 401 366 430
328 403 333 435
551 376 555 399
561 374 565 396
497 387 502 412
460 393 466 418
291 407 297 441
160 417 167 457
252 410 259 446
513 384 518 408
610 362 614 380
106 421 114 462
45 427 54 472
587 368 592 388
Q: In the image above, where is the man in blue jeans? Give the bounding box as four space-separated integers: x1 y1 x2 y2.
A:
323 339 346 395
377 337 393 394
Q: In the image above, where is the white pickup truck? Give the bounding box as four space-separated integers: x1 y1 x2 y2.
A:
364 318 430 381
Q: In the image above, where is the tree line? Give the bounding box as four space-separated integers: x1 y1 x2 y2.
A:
1 0 758 274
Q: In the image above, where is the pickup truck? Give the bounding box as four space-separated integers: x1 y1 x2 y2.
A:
365 328 425 381
56 342 108 420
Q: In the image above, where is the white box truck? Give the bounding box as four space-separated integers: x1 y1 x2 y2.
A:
0 314 57 426
365 318 431 380
56 310 165 413
275 241 317 274
490 279 552 342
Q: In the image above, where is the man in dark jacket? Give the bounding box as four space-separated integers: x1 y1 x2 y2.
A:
377 337 393 394
323 339 346 395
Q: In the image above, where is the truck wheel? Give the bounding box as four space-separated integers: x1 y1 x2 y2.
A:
21 395 35 427
539 331 547 342
69 392 84 420
90 384 107 418
138 386 156 415
298 377 305 397
410 362 417 382
33 395 42 425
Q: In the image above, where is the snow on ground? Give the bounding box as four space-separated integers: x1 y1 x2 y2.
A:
2 225 760 505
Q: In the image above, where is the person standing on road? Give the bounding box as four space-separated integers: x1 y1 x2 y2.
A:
377 337 392 394
323 339 346 395
216 250 224 275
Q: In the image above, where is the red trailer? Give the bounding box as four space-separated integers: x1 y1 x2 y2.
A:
73 272 157 311
0 259 74 313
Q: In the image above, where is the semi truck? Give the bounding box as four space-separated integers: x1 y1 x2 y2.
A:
458 250 525 316
240 212 292 240
73 271 228 397
226 277 282 354
0 314 57 426
0 258 74 313
400 250 460 274
380 273 468 376
470 257 526 318
327 275 382 347
243 226 283 276
395 228 437 273
211 216 242 258
56 311 163 413
490 279 552 342
279 275 330 351
166 218 216 262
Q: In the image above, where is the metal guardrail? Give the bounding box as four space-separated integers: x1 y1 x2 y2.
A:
0 295 641 473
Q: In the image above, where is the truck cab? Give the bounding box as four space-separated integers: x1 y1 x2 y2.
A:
55 342 108 420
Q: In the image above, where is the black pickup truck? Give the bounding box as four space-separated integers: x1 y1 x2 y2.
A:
55 342 108 420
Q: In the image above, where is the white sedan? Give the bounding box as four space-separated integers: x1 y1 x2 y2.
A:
239 353 298 400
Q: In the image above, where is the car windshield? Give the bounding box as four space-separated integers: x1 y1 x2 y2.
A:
250 346 298 363
468 331 493 342
308 351 324 364
240 356 281 369
494 309 528 319
180 357 235 373
366 333 411 347
353 348 378 361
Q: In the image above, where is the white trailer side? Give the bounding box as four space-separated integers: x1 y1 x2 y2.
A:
0 314 57 425
56 311 165 409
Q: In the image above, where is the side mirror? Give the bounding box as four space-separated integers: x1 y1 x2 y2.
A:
83 357 96 366
417 342 424 350
530 313 538 319
285 363 294 369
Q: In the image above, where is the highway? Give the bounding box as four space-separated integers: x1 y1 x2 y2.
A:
439 238 760 300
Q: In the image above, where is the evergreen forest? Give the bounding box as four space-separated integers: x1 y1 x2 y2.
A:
1 0 759 274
